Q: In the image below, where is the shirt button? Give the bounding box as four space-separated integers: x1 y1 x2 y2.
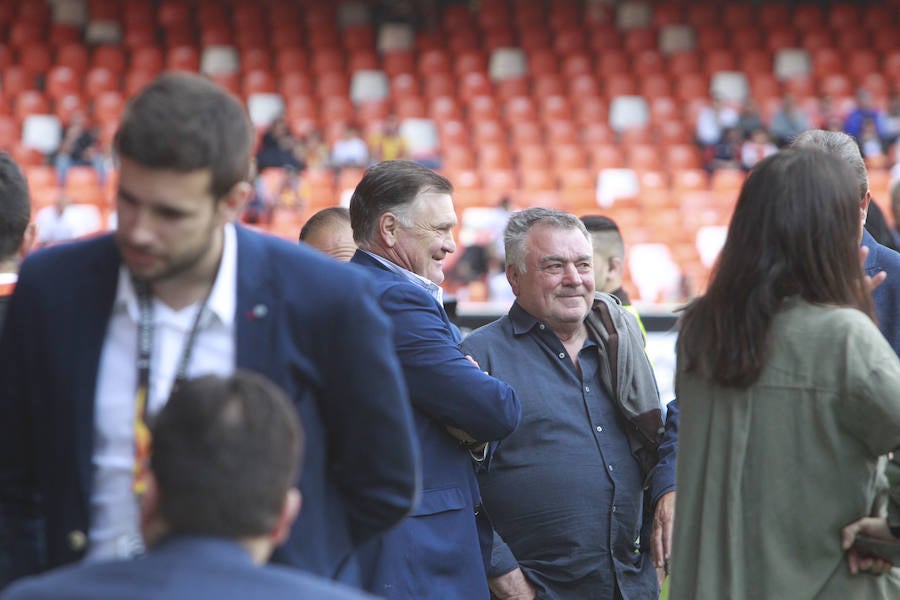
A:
67 530 87 552
596 425 603 433
585 385 591 392
611 505 617 513
558 352 565 359
539 323 545 330
608 464 614 471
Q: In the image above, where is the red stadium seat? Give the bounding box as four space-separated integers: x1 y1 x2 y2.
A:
46 66 80 100
85 67 119 98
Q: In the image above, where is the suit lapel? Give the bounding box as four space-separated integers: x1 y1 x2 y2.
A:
74 237 121 502
351 250 459 341
233 227 278 379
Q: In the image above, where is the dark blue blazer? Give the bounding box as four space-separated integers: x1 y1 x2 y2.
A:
0 536 377 600
351 250 521 599
864 229 900 357
0 227 419 587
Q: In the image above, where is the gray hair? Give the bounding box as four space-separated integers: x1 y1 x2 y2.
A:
790 130 868 200
505 207 590 273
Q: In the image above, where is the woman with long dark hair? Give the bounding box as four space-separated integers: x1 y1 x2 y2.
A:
669 148 900 599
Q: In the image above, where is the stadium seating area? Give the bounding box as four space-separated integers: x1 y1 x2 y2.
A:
4 0 900 300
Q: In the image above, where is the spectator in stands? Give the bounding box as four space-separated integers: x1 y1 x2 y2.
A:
580 215 645 334
707 127 743 172
348 160 520 599
298 207 356 262
891 180 900 249
813 95 845 133
0 371 376 600
255 117 304 172
0 72 418 590
461 208 675 599
792 130 900 356
736 98 764 140
0 153 33 330
882 93 900 146
34 191 102 246
54 110 107 186
670 149 900 598
740 128 778 171
331 125 369 171
301 129 331 170
695 95 739 148
858 117 888 168
770 94 811 147
367 115 408 163
844 89 889 141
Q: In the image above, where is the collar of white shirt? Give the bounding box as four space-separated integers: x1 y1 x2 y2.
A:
361 249 443 305
113 222 237 326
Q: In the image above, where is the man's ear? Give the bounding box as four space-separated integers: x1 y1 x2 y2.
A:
20 222 37 257
378 212 401 248
270 488 301 548
607 256 623 280
860 190 872 221
219 181 253 223
506 262 521 296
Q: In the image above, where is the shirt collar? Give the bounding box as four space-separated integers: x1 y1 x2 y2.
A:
113 222 237 326
0 272 17 285
509 301 545 335
508 301 595 347
361 249 444 304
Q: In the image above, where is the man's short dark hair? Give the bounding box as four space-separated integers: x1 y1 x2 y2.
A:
349 160 452 246
150 371 303 539
580 215 620 234
0 153 30 261
299 206 350 243
580 215 625 260
114 72 254 199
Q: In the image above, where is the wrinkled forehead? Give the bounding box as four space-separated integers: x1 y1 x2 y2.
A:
527 224 592 257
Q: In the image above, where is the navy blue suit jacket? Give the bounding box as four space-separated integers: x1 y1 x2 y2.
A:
0 536 376 600
863 229 900 356
0 227 419 586
351 251 521 599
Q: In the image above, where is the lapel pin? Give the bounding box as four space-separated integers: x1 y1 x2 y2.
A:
248 304 268 319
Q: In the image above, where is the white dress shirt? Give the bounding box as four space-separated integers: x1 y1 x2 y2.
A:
87 223 238 561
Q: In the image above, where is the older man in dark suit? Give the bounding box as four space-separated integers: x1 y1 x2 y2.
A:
350 160 521 599
0 73 418 590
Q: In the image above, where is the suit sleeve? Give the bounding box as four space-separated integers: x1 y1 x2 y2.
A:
318 274 421 545
0 275 46 588
650 399 678 505
381 284 520 443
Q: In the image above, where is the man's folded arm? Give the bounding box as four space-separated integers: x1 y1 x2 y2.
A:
383 285 521 443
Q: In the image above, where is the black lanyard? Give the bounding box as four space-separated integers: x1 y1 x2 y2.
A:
134 279 211 421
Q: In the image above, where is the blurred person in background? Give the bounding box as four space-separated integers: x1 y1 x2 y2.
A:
671 149 900 599
792 130 900 355
0 153 33 330
299 207 356 262
54 110 107 186
0 372 376 600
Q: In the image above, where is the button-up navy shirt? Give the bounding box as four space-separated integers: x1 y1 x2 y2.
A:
461 303 657 600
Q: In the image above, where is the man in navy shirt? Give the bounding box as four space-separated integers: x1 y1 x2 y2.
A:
462 208 677 599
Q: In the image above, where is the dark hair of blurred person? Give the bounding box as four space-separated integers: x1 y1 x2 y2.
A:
677 148 875 387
